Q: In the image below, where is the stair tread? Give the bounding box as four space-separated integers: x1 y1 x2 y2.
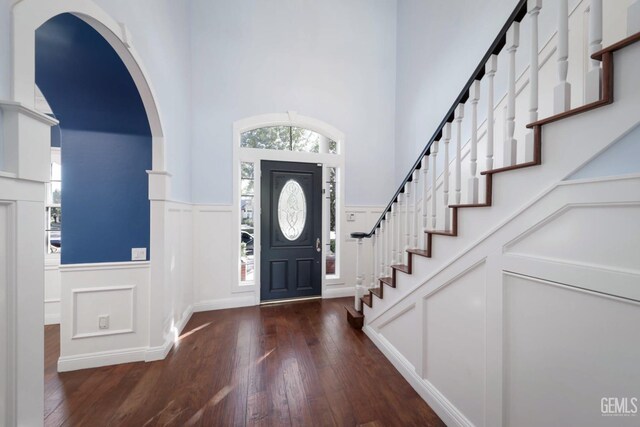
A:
370 287 383 299
391 264 410 274
481 160 539 175
361 294 372 308
449 203 491 208
407 248 430 258
344 304 364 318
426 230 457 236
380 276 395 288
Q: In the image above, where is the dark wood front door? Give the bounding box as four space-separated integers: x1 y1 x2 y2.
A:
260 161 322 301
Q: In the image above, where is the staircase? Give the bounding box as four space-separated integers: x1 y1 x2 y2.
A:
345 0 640 328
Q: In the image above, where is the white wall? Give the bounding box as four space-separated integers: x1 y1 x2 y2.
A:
189 0 398 206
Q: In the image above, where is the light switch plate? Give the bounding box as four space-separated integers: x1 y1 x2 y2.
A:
347 213 356 222
131 247 147 261
98 315 110 330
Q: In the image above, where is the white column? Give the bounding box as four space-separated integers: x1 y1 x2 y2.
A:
554 0 571 113
354 237 363 311
505 23 520 167
421 155 430 248
468 81 480 204
404 183 410 261
412 169 420 249
443 123 452 230
431 141 439 229
585 0 603 103
526 1 542 162
486 55 497 171
629 0 640 35
454 104 464 205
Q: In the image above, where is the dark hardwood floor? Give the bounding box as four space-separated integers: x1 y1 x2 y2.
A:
44 297 445 426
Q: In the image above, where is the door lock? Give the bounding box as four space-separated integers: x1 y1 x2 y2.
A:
316 238 321 252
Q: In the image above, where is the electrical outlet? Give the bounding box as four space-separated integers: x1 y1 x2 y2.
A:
347 213 356 222
131 247 147 261
98 315 110 330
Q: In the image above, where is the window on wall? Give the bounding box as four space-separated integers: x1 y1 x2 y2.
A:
46 148 62 255
326 167 337 277
241 126 338 154
240 162 255 283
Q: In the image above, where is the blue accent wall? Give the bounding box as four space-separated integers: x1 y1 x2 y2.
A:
35 13 152 264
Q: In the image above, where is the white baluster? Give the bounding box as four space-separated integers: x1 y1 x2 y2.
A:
354 236 363 311
554 0 571 113
468 81 480 204
629 1 640 35
486 55 497 171
505 23 519 167
411 170 419 249
396 195 403 266
443 123 452 230
421 155 430 248
384 212 391 276
371 232 377 289
454 104 464 205
585 0 603 103
526 1 542 162
404 183 410 261
431 140 439 229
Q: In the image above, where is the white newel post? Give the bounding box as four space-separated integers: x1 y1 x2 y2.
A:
454 104 464 205
468 81 480 204
412 169 420 249
354 235 364 311
486 55 497 171
585 0 603 103
431 141 439 229
527 0 542 162
404 183 410 261
505 23 520 167
384 212 391 276
443 123 452 230
554 0 571 113
630 0 640 35
391 203 398 265
422 155 430 248
371 233 377 289
396 194 403 265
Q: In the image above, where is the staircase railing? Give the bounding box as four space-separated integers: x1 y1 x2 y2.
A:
351 0 639 312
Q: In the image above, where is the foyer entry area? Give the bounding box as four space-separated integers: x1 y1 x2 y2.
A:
43 298 444 426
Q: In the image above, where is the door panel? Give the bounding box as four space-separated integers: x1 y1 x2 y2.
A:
261 161 322 301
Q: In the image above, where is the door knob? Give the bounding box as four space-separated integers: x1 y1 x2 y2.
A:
316 238 321 252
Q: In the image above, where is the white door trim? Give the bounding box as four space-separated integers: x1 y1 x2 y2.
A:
232 112 346 303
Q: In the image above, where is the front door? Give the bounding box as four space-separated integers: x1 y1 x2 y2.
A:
260 161 322 301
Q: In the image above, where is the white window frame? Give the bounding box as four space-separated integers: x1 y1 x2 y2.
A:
45 147 61 265
232 112 346 303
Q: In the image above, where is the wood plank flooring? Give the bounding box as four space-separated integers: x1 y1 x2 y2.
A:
44 297 445 426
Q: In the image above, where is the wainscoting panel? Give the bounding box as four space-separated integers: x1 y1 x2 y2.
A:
58 262 150 371
0 203 8 425
377 304 419 370
503 272 640 427
423 261 487 427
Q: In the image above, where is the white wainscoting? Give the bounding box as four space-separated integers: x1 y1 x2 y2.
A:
58 262 151 371
364 175 640 427
0 202 9 426
44 259 60 325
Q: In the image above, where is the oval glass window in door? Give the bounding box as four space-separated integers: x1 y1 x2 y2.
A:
278 179 307 240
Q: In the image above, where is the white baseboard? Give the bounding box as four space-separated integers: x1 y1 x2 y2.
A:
193 295 256 312
363 325 474 427
323 286 355 299
58 346 148 372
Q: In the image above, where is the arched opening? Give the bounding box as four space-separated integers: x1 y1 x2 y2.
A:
36 12 152 264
